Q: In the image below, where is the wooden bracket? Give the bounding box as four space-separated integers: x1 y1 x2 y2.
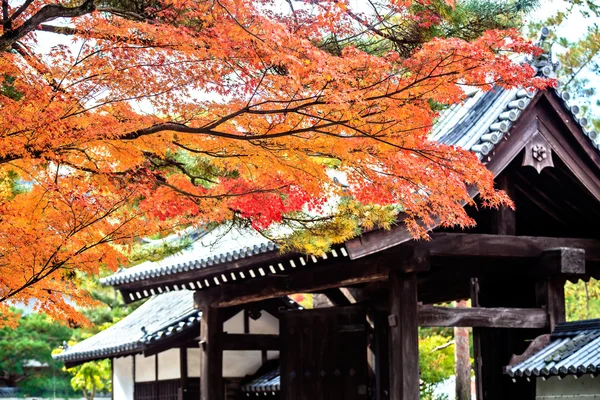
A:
522 132 554 174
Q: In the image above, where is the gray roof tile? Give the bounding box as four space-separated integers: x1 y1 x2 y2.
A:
53 290 199 364
507 319 600 378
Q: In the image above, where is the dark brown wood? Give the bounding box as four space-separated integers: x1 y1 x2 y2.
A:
491 174 516 235
348 230 600 264
541 248 586 275
470 279 483 400
426 233 600 261
373 311 390 400
546 277 566 330
542 91 600 178
281 306 367 400
180 347 188 398
221 334 279 350
417 305 548 328
522 132 555 174
193 233 600 309
536 98 600 201
388 271 419 400
195 251 393 308
200 306 223 400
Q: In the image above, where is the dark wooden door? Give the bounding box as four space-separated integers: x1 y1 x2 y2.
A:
281 306 367 400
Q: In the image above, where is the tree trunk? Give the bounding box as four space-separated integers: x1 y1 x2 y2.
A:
455 300 471 400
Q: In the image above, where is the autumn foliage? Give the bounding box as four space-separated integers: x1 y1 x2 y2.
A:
0 0 548 324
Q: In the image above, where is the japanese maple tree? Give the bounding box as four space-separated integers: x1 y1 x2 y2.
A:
0 0 548 325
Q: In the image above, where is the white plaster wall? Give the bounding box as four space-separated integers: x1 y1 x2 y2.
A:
267 351 279 361
223 310 244 334
113 356 134 400
158 348 181 380
537 375 600 399
134 354 156 382
187 348 201 378
249 311 279 335
223 351 262 378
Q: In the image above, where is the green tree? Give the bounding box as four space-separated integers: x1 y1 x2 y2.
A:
419 329 456 400
529 1 600 128
0 310 75 397
68 360 112 400
566 279 600 321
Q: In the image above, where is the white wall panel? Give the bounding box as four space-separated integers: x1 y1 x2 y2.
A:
250 311 279 335
187 348 201 378
537 375 600 399
113 356 134 400
158 348 181 380
223 310 244 334
223 351 262 378
135 354 156 382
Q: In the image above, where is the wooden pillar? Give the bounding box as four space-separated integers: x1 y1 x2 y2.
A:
388 271 419 400
470 279 483 400
200 305 224 400
374 310 390 400
179 347 188 400
491 174 516 236
546 277 566 330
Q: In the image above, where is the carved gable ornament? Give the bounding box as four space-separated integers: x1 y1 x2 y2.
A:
522 132 554 174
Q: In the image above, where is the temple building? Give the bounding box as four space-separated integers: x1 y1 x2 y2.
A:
55 30 600 400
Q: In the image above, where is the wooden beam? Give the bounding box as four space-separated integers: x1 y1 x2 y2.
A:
200 306 223 400
222 334 279 350
417 305 548 328
388 271 419 400
348 230 600 262
426 233 600 261
195 251 393 308
540 248 586 275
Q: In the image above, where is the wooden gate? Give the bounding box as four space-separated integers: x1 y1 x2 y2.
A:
280 306 367 400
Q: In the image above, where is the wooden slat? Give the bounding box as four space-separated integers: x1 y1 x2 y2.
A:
417 305 548 328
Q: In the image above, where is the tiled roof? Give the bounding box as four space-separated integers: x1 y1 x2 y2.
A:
53 290 199 364
241 362 280 393
101 225 277 287
506 319 600 378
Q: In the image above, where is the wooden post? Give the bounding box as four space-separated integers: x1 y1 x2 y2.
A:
470 278 483 400
546 277 566 330
388 271 419 400
491 174 516 236
200 305 223 400
454 300 471 400
179 347 188 400
374 310 390 400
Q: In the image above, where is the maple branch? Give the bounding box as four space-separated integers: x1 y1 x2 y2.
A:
0 0 96 51
7 0 34 24
2 0 9 30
